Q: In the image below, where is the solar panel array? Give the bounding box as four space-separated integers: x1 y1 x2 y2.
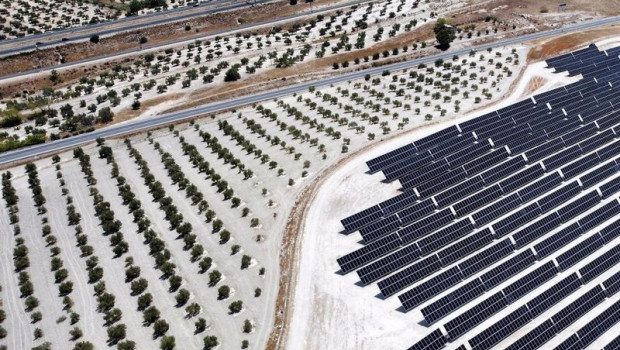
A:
338 44 620 350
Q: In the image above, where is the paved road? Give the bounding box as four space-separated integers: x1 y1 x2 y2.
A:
0 0 270 55
1 16 620 166
0 0 374 81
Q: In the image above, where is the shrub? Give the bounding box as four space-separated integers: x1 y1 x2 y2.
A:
143 306 160 325
243 319 253 333
203 335 219 350
224 67 241 82
228 300 243 314
106 324 126 344
208 270 222 286
241 255 252 269
73 342 94 350
175 289 190 307
160 336 176 350
153 319 169 338
218 285 230 300
195 318 207 333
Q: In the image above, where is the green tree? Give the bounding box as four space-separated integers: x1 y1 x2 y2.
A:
203 335 219 350
73 341 94 350
160 336 176 350
434 18 455 49
217 285 230 300
106 324 126 345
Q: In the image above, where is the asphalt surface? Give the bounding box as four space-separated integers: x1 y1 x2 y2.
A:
1 15 620 166
0 0 374 80
0 0 271 55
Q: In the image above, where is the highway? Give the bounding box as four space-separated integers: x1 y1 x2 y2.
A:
1 15 619 166
0 0 374 81
0 0 274 55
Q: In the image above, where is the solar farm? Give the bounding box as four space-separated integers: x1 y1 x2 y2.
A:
330 43 620 350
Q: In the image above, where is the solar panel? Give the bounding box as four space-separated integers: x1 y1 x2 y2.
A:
596 110 620 130
492 202 541 238
544 118 580 140
459 239 514 278
416 167 467 197
502 261 558 303
479 249 536 290
398 160 450 189
557 233 603 271
421 278 485 324
499 164 545 193
357 243 421 285
359 214 403 243
399 266 463 311
507 132 549 154
604 335 620 350
579 129 616 154
406 329 447 350
600 175 620 198
599 218 620 243
377 254 442 297
399 208 454 243
414 125 460 152
366 143 417 173
560 152 600 179
467 305 531 350
341 205 383 232
489 124 533 146
527 273 582 318
543 145 582 171
576 299 620 349
472 193 522 226
382 150 433 182
459 112 499 133
398 198 437 225
463 147 509 177
429 132 477 160
517 172 563 203
505 319 556 350
579 243 620 283
444 291 507 339
537 181 582 213
551 285 606 331
554 334 581 350
597 140 620 162
556 191 601 222
561 123 598 146
446 141 493 169
534 222 582 259
337 232 402 273
577 200 620 232
437 228 493 266
512 212 562 248
480 155 527 185
603 270 620 297
580 160 619 189
417 218 474 255
453 184 503 217
379 190 419 215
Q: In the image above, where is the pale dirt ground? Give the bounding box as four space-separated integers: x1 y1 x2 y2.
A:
285 40 619 350
0 43 522 350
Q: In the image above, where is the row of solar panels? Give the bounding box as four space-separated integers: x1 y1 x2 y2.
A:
338 44 620 350
391 175 620 312
337 117 620 278
346 75 620 233
410 217 620 350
